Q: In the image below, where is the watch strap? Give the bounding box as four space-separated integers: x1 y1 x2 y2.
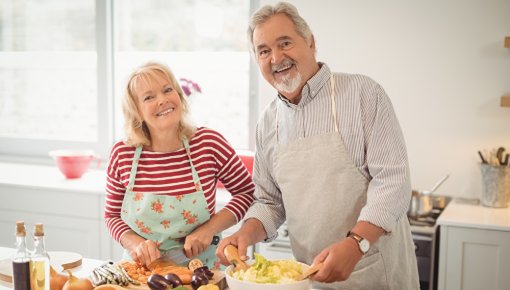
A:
347 231 369 254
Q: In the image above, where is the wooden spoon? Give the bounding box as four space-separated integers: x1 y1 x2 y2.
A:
297 262 324 281
223 245 249 271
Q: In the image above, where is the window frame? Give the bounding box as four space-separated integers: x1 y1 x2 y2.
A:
0 0 258 164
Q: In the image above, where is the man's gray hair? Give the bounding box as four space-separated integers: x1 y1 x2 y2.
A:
247 2 313 54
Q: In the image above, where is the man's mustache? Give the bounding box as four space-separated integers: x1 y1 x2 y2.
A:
271 59 295 73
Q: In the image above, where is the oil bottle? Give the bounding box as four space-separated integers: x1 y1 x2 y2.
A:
12 221 31 290
29 223 50 290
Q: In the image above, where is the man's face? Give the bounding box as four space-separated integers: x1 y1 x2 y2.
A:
252 14 318 102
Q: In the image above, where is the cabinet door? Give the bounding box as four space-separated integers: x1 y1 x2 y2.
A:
0 210 102 259
438 226 510 290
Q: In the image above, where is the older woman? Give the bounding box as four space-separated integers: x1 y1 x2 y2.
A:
104 62 254 269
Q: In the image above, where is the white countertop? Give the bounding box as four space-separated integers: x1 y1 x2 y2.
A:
437 199 510 231
0 162 232 205
0 162 105 195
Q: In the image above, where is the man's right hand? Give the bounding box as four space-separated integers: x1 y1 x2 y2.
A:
215 218 267 265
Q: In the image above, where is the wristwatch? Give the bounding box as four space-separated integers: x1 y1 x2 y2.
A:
347 231 370 255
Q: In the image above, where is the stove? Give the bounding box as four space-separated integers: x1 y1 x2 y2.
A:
408 196 451 290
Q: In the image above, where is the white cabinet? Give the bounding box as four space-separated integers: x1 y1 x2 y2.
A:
437 201 510 290
0 163 123 261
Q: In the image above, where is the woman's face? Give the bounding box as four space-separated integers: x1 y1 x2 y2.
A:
134 70 183 135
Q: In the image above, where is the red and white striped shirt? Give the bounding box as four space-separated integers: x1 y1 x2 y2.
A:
104 127 255 242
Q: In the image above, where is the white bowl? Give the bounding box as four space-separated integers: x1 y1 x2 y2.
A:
225 261 311 290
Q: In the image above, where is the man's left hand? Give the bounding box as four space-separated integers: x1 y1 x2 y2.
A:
310 237 363 283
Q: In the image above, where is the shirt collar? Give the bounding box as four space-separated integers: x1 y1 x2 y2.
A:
277 62 332 108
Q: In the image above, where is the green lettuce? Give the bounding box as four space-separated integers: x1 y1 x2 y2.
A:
231 253 303 284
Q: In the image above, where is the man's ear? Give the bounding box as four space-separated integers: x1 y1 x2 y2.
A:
310 34 316 52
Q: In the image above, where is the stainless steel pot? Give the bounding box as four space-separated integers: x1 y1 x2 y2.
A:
408 174 450 217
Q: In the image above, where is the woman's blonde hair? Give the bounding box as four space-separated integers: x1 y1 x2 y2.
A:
122 62 196 147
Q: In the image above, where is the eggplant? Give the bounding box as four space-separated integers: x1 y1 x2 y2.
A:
191 272 209 290
147 274 171 290
164 273 183 288
193 266 214 279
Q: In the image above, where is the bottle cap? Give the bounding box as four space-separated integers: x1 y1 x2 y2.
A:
34 223 45 237
15 221 26 237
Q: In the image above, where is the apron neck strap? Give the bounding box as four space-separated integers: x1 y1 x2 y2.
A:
182 136 202 189
330 75 339 132
127 146 143 190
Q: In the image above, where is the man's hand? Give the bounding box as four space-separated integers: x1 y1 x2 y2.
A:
215 218 267 265
310 237 363 283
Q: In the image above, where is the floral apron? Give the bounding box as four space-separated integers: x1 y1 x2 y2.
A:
273 76 419 289
120 138 220 269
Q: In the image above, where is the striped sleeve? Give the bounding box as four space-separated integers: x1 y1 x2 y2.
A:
104 141 131 243
208 129 255 222
243 103 286 242
356 79 411 231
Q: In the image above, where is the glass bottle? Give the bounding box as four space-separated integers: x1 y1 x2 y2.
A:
29 223 50 290
12 221 31 290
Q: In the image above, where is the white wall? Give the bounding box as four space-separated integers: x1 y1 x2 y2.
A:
255 0 510 199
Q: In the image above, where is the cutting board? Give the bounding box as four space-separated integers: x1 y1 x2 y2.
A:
0 251 82 283
126 270 226 290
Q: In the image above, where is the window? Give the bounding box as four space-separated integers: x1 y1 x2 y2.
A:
0 0 255 161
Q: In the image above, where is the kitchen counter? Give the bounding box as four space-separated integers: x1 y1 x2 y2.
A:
436 199 510 290
0 162 232 204
437 199 510 231
0 162 105 195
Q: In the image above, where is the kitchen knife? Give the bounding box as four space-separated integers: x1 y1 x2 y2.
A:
148 235 220 269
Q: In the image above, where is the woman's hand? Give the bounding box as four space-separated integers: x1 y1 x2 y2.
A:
121 230 161 266
183 227 216 258
311 238 363 283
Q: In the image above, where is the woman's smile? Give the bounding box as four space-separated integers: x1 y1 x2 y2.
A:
156 106 175 117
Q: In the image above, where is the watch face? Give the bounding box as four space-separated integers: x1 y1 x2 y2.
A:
360 239 370 253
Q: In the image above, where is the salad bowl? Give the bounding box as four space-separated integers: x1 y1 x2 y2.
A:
225 258 311 290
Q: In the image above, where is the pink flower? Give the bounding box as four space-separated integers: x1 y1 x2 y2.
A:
179 78 202 97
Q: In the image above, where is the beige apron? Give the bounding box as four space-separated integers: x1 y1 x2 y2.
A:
273 76 419 290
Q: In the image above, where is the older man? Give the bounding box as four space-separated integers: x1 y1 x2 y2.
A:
217 2 419 289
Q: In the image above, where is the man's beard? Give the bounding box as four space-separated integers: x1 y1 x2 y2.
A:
272 59 302 94
274 71 302 94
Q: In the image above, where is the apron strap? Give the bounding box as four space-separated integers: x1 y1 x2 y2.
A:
182 137 203 191
330 75 339 133
127 146 143 191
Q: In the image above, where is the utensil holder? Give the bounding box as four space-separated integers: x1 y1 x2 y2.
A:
480 163 510 208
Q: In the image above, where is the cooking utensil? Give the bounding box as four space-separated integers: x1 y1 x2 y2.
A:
408 174 450 217
496 147 506 165
223 245 249 271
422 174 450 195
478 151 488 164
148 235 220 270
297 262 323 281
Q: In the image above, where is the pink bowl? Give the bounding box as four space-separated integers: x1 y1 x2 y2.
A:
49 150 98 179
